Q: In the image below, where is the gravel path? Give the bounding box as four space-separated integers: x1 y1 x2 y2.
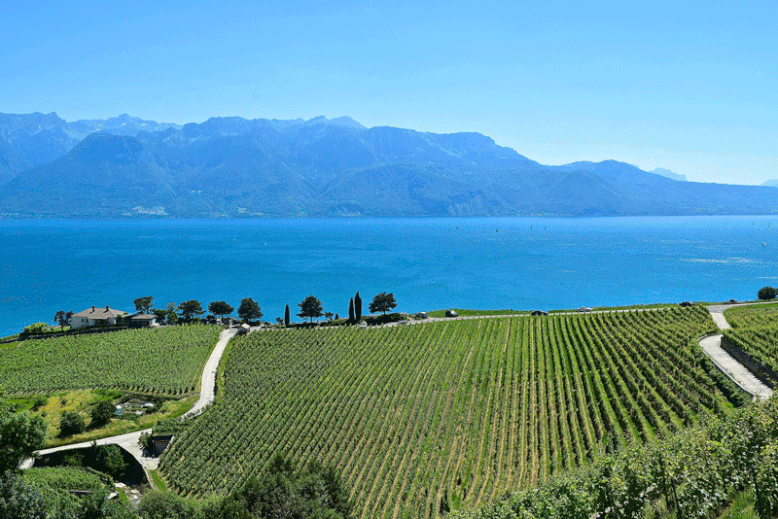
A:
701 304 773 401
21 327 238 476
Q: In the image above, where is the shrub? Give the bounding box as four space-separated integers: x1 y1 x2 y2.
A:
60 411 86 436
758 286 776 300
32 395 48 411
21 322 48 336
90 400 115 427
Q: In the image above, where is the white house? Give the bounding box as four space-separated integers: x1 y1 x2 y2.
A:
71 305 127 330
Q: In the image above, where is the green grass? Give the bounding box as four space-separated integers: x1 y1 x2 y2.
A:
23 466 108 491
148 469 169 491
0 324 221 396
0 340 23 350
162 306 736 519
716 491 759 519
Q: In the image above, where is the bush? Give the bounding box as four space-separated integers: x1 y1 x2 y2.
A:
93 444 128 479
21 322 48 336
758 286 777 300
90 400 115 427
60 411 86 436
32 395 48 411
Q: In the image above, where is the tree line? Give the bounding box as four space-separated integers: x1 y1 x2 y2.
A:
49 291 399 332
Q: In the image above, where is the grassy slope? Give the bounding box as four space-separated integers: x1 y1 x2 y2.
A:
161 306 737 519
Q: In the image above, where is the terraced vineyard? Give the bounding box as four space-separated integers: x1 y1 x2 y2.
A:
162 307 738 519
0 325 221 395
723 304 778 385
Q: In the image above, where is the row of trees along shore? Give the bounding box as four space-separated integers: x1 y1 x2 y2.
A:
45 291 400 333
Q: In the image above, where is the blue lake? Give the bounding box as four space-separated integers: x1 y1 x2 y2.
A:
2 216 778 338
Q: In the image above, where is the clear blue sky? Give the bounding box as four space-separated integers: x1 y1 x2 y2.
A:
2 0 776 184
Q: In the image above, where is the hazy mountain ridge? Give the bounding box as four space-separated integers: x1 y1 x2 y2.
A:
1 112 777 217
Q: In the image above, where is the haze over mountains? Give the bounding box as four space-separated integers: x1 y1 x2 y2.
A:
1 111 776 218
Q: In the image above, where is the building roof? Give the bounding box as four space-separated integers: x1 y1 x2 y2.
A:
73 305 127 320
130 314 156 321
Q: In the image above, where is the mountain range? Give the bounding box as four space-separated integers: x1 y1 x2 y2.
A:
1 111 776 218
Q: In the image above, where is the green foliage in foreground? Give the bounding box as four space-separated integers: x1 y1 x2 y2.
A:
0 410 46 472
162 306 741 519
142 454 353 519
451 398 778 519
0 325 221 395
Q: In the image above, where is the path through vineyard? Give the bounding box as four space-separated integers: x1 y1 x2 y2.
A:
701 304 773 401
20 327 238 478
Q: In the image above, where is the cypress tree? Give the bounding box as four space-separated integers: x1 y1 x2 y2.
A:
354 292 362 321
284 304 291 327
348 297 355 322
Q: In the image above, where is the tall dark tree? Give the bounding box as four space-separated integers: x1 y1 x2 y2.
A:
208 301 235 321
348 297 355 322
368 292 398 315
134 296 154 314
178 300 204 321
237 298 263 323
354 292 363 321
758 286 776 300
284 304 291 327
297 295 324 323
53 310 73 332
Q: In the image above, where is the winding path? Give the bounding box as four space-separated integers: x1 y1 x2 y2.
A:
701 303 773 401
20 327 239 475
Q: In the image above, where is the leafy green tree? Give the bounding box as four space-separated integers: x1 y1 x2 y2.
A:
0 473 47 519
369 292 398 315
354 292 363 321
90 400 115 427
325 312 334 322
177 300 204 321
60 411 86 436
297 295 324 323
134 296 154 314
212 453 353 519
53 310 73 332
152 308 168 323
284 304 291 327
237 298 263 323
208 300 235 322
93 444 128 479
758 286 776 300
139 490 198 519
0 411 46 473
348 297 355 322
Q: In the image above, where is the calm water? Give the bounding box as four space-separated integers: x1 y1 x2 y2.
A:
1 216 778 338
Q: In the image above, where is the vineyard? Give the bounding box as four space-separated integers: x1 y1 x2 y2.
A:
161 306 740 519
723 304 778 386
723 302 778 329
0 325 221 396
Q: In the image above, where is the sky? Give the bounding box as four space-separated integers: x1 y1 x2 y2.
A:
1 0 776 184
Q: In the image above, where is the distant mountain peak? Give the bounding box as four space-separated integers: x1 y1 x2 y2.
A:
305 115 365 129
651 167 687 182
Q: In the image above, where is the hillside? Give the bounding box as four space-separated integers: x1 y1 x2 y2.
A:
2 112 778 217
160 307 743 519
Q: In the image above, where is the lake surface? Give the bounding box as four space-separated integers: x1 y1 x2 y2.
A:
2 216 778 338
